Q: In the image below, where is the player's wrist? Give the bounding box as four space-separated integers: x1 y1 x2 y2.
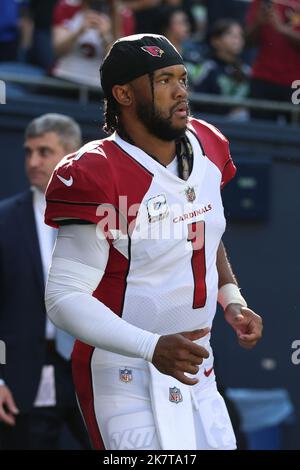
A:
139 332 161 363
218 283 247 311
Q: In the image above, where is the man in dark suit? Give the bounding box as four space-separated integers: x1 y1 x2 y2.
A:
0 113 89 449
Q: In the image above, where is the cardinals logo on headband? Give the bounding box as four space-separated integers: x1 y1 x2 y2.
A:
141 46 164 57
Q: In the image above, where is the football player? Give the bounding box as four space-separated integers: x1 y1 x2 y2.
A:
45 34 263 450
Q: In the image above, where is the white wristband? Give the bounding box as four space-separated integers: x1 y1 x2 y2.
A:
0 379 5 386
218 283 247 310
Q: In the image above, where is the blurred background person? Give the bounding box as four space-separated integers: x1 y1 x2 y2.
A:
27 0 59 70
0 114 89 450
246 0 300 121
159 4 191 54
163 0 197 33
158 4 205 74
52 0 114 86
205 0 250 27
122 0 162 34
190 18 250 118
0 0 32 62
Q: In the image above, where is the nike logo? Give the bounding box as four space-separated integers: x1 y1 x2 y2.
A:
57 174 73 187
204 367 214 377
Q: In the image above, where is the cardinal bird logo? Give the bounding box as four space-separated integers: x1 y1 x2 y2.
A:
141 46 164 57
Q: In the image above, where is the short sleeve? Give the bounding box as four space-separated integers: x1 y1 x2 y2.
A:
188 118 236 189
45 143 116 229
221 149 236 189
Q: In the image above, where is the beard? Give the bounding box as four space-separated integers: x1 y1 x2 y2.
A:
135 98 190 142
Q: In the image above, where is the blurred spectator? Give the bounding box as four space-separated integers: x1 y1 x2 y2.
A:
52 0 114 86
206 0 250 28
189 0 207 41
111 1 136 37
0 0 31 62
158 5 204 68
118 7 135 36
190 18 250 118
27 0 59 70
124 0 162 34
163 0 197 33
114 1 196 38
158 6 191 55
246 0 300 121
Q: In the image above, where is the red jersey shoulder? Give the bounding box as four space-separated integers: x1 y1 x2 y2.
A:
45 136 154 229
188 118 236 188
45 138 120 228
46 139 116 204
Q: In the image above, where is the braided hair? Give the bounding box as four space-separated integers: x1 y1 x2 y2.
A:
103 94 120 135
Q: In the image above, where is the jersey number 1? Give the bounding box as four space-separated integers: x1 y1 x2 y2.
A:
188 221 207 308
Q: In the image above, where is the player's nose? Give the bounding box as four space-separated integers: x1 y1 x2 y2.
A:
174 82 188 100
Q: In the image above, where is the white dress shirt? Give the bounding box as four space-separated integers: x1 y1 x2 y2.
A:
32 186 56 340
32 187 56 406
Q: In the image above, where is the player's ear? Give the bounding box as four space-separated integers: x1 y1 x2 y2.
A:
112 84 133 107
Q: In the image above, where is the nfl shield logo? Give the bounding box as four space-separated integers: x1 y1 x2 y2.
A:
185 186 196 203
119 368 133 383
169 387 183 404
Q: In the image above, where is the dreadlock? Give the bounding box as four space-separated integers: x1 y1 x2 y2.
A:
149 71 155 118
103 94 120 135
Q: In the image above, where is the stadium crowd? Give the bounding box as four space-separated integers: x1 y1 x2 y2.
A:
1 0 300 120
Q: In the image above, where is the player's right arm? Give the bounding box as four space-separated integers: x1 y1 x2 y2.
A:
45 223 159 362
45 145 209 384
45 224 209 386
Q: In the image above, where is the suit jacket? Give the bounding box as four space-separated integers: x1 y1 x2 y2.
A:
0 190 48 412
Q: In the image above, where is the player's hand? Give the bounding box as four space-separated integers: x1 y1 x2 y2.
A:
225 304 263 349
152 328 210 386
0 385 19 426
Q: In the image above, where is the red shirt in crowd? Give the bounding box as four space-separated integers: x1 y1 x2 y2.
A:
247 0 300 86
53 0 135 37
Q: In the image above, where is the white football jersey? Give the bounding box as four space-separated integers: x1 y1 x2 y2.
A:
46 118 236 336
45 118 236 450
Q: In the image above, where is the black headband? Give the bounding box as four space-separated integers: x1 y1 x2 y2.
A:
100 34 185 97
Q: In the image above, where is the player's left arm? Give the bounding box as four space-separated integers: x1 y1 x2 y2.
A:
216 241 263 349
